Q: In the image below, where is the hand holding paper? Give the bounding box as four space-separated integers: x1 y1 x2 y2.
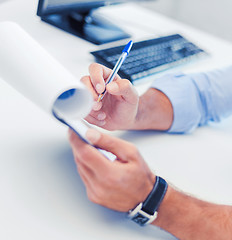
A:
0 21 116 161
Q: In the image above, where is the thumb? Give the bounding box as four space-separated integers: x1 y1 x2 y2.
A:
86 128 136 161
106 79 138 105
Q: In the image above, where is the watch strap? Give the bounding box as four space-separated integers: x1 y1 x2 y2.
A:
142 176 168 215
128 176 168 226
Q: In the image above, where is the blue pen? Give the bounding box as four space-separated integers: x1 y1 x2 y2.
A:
97 40 133 102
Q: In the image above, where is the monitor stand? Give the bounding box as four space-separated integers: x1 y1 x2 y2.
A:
41 9 131 45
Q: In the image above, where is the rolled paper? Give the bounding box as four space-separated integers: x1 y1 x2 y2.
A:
0 21 92 119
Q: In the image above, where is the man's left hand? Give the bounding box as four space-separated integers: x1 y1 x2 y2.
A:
68 128 156 212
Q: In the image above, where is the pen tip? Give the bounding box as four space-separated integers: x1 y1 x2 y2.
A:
97 96 101 102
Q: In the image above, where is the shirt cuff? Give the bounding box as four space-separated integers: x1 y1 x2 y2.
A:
151 73 202 133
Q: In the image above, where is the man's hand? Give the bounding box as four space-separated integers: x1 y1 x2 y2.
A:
82 63 173 131
68 128 156 212
69 129 232 239
81 63 139 131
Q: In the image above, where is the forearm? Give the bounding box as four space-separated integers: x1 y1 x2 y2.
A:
153 186 232 240
151 67 232 133
130 88 173 130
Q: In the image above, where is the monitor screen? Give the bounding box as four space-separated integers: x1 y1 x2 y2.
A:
37 0 155 44
38 0 144 16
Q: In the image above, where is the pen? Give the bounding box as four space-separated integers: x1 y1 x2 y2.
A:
97 40 133 102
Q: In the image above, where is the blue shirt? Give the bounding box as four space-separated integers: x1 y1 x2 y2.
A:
151 66 232 133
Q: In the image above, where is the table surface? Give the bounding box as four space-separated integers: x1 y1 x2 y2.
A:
0 0 232 239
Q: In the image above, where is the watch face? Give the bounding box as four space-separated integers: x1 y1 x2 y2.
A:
131 213 149 226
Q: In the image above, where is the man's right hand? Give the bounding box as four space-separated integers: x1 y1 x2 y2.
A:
82 63 173 131
81 63 139 131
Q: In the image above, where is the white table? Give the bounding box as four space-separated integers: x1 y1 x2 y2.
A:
0 1 232 239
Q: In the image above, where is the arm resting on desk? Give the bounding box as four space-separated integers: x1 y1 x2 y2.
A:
154 186 232 240
151 66 232 133
129 88 173 131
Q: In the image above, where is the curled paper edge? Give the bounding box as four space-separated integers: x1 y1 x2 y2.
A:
0 21 92 118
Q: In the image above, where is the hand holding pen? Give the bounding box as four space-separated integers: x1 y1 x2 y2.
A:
97 40 133 102
81 40 139 131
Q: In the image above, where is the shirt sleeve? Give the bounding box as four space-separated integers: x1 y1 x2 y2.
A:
151 66 232 133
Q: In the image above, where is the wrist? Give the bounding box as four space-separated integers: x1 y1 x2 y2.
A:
128 176 168 226
130 88 173 130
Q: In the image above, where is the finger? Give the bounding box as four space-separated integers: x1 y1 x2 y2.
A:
88 110 106 121
77 165 99 204
85 128 138 161
80 75 98 99
92 101 102 111
69 129 111 172
84 114 106 127
76 159 92 186
106 79 138 105
81 76 104 111
75 157 97 191
89 63 121 94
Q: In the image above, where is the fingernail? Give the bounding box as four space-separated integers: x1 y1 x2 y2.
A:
107 82 119 92
97 112 106 120
86 129 101 144
96 83 104 93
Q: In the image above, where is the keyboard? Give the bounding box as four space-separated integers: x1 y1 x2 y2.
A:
90 34 207 83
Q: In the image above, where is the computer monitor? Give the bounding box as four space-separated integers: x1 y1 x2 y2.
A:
37 0 154 45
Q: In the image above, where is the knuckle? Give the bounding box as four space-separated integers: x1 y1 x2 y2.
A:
126 144 139 159
87 191 99 204
80 75 89 83
89 186 106 205
122 79 132 89
88 62 99 72
78 146 90 159
123 79 132 87
80 76 96 94
94 188 104 202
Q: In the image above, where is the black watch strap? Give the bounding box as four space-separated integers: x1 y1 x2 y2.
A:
128 176 168 226
142 176 168 215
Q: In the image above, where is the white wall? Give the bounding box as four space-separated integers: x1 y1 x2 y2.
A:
142 0 232 42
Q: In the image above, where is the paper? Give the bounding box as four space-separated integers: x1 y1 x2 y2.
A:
0 21 92 118
0 21 116 161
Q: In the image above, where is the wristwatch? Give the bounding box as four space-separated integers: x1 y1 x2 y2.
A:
128 176 168 226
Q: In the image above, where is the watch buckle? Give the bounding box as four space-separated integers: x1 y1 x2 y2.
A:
128 203 158 226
